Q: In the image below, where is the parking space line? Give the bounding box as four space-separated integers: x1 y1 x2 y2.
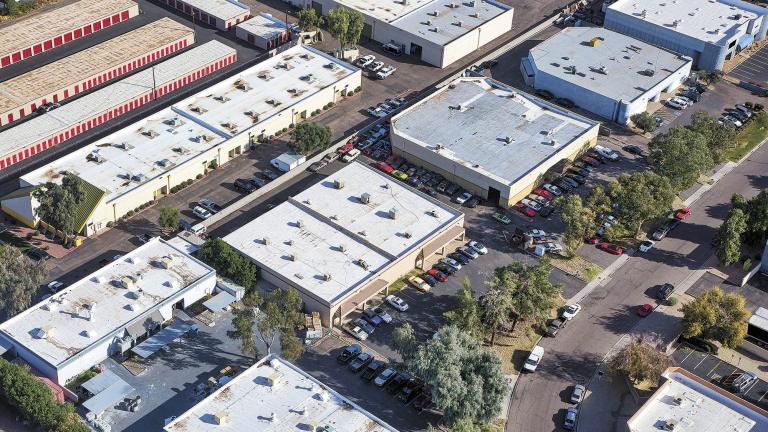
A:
705 359 722 377
756 387 768 403
692 353 709 370
678 347 695 364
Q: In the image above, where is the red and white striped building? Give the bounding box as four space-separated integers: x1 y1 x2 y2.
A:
161 0 250 31
0 41 237 171
0 18 194 128
0 0 140 69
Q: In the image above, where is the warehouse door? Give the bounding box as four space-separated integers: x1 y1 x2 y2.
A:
488 187 501 207
410 43 422 58
311 1 322 16
362 23 372 39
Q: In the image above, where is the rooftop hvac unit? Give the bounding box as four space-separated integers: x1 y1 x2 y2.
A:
118 276 135 289
116 141 134 150
334 179 345 189
166 117 182 127
468 0 475 6
360 193 371 204
389 207 399 219
263 237 271 245
339 244 347 252
454 20 463 27
428 209 439 217
448 2 458 8
663 419 677 431
504 136 514 144
357 259 370 270
159 256 174 269
129 290 143 300
86 151 106 164
589 37 600 47
472 11 481 18
430 27 440 32
141 129 159 139
32 325 54 339
214 411 229 425
430 10 439 16
289 254 298 262
296 220 304 228
359 230 368 237
213 95 231 103
126 303 135 312
403 232 412 238
322 273 332 281
425 19 432 26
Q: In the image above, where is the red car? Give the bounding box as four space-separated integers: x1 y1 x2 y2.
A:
583 235 600 244
376 161 394 174
580 155 600 167
636 304 653 317
337 142 354 154
597 242 624 255
675 208 692 220
514 202 537 217
533 187 554 200
427 267 448 282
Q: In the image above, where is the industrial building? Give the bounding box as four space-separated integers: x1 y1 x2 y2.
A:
1 44 359 234
235 12 291 50
0 237 216 385
0 41 237 171
0 0 139 69
165 354 398 432
604 0 768 71
391 77 599 208
521 27 693 125
294 0 514 68
159 0 250 31
627 367 768 432
224 162 464 327
0 18 195 127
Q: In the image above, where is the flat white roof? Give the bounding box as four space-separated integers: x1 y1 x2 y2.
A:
0 0 138 57
0 238 214 367
178 0 249 21
173 44 357 138
20 109 227 204
165 355 398 432
334 0 432 23
392 78 597 187
236 13 288 39
530 27 692 103
628 369 768 432
608 0 759 44
224 163 461 304
0 40 235 161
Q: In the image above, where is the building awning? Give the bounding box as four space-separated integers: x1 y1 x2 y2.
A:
203 291 236 312
150 309 168 326
420 224 465 259
739 33 755 50
131 320 194 359
82 370 121 395
125 320 147 340
82 380 135 415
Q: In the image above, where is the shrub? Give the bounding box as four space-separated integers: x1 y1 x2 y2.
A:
34 230 40 236
668 296 679 306
355 86 362 92
106 221 114 228
210 160 218 170
196 173 203 180
289 123 295 129
282 127 288 133
186 179 193 186
198 238 260 289
328 102 335 107
347 91 354 97
126 210 135 217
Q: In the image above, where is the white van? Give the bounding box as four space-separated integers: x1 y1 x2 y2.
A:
593 145 619 161
523 346 544 372
341 148 361 162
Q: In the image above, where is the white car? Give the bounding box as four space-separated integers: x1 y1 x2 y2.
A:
454 191 472 204
468 240 488 255
372 306 392 323
341 148 361 162
356 55 375 68
594 145 619 161
347 325 369 340
440 257 462 270
47 281 65 293
543 242 564 253
386 295 409 312
542 183 563 196
561 304 582 320
666 97 689 110
521 198 542 212
523 346 544 372
525 229 548 238
367 60 384 72
639 240 655 253
375 66 396 80
367 106 387 118
192 205 213 220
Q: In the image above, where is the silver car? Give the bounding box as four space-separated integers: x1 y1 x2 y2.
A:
570 384 585 403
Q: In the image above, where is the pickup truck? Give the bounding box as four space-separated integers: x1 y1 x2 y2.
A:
198 198 222 214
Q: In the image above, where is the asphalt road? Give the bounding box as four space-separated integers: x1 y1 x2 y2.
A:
506 128 768 431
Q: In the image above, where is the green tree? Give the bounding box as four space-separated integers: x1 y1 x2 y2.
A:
257 288 304 354
227 293 260 359
731 193 748 211
289 121 332 155
607 338 671 384
410 326 509 425
555 194 596 255
649 126 713 191
609 172 675 237
326 7 363 51
481 286 512 346
744 189 768 245
509 259 562 326
688 111 736 163
198 238 260 289
392 322 419 364
429 419 503 432
4 0 18 15
158 207 180 233
698 70 723 86
715 208 747 265
33 174 86 239
681 287 749 348
585 185 612 218
279 331 304 362
444 278 485 339
297 8 323 31
0 245 47 318
630 112 658 133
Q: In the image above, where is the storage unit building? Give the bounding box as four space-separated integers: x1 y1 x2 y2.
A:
271 152 306 172
235 12 291 50
296 0 514 68
0 238 216 385
0 18 195 127
0 41 237 171
522 27 693 125
160 0 250 31
391 77 600 208
0 0 139 69
224 162 465 327
604 0 768 70
1 44 359 235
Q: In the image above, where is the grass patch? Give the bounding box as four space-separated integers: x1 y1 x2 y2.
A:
388 269 422 293
487 323 540 375
724 111 768 161
0 231 32 251
550 254 603 282
65 369 97 392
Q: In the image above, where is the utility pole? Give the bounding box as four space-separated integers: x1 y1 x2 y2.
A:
151 67 157 100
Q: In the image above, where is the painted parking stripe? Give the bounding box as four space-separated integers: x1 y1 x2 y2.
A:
693 353 710 370
706 359 723 377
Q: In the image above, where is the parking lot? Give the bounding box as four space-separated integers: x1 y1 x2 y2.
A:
729 44 768 86
673 344 768 410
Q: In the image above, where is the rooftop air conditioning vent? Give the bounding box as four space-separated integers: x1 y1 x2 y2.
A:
324 62 339 70
296 220 304 228
448 2 458 8
213 95 231 103
403 231 412 238
322 273 332 281
339 244 347 252
504 136 514 144
424 19 433 26
246 111 260 122
129 289 143 300
288 254 298 261
357 259 370 270
159 256 174 269
189 105 207 114
266 98 282 107
389 207 399 219
428 209 439 217
472 11 481 18
165 117 183 127
334 179 345 189
663 419 677 431
454 20 463 27
157 159 174 168
221 122 238 131
300 74 316 83
430 10 439 16
214 411 229 426
116 141 134 150
197 134 214 143
141 129 159 139
263 237 271 245
234 79 251 91
257 71 273 81
430 26 440 32
131 174 148 183
359 230 368 237
86 151 106 164
360 192 371 204
32 325 54 339
117 276 136 289
300 53 314 60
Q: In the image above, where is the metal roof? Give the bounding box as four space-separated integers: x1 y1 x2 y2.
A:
236 13 288 39
176 0 249 21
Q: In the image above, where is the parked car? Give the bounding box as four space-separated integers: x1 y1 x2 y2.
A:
652 218 681 240
657 283 675 300
468 240 488 255
347 325 368 340
362 308 384 326
386 372 412 393
492 212 512 224
397 378 424 403
639 240 654 252
565 173 587 185
564 407 578 430
521 198 542 211
597 242 624 255
374 367 397 387
47 281 65 293
542 183 563 196
408 276 432 291
594 145 619 161
728 372 758 393
448 252 470 265
427 267 448 282
361 360 387 381
372 306 393 323
341 148 361 162
515 202 537 217
192 205 213 220
440 257 462 271
579 155 600 167
433 262 456 275
570 384 585 403
636 303 653 317
533 187 554 200
390 170 408 181
421 273 438 287
349 352 374 372
523 346 544 372
234 178 257 193
354 318 375 335
465 197 481 208
367 106 387 118
386 295 409 311
355 55 375 68
376 161 394 174
561 304 582 320
546 318 566 337
26 247 52 261
542 242 564 254
382 42 403 55
375 66 397 80
337 344 362 363
137 234 153 244
458 246 479 260
623 145 647 157
553 180 573 193
666 96 690 110
198 198 222 214
454 191 472 204
559 176 580 189
675 208 692 220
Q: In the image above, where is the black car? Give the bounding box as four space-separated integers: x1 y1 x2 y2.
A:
307 161 325 172
261 170 279 180
354 318 375 335
586 150 607 163
337 344 362 364
421 274 438 287
445 183 460 195
565 173 586 185
386 372 412 393
448 252 470 265
657 283 675 300
624 145 647 157
433 262 456 275
424 187 439 198
234 178 257 193
26 247 51 262
553 180 573 192
349 352 374 372
398 378 424 403
569 167 590 178
546 318 567 337
538 205 554 217
362 308 384 327
361 360 387 381
480 59 499 69
465 197 480 208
